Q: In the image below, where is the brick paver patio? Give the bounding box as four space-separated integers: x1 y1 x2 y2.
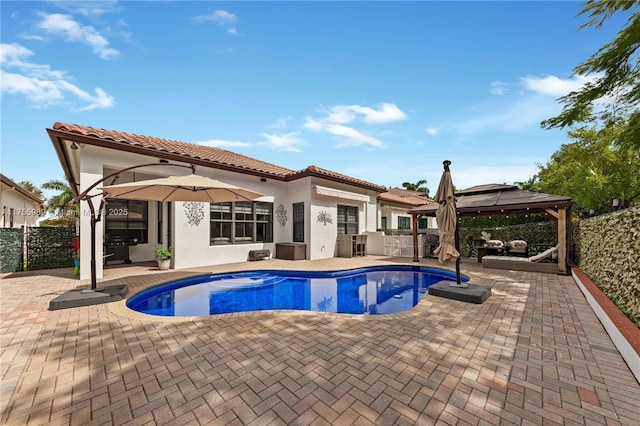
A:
1 256 639 425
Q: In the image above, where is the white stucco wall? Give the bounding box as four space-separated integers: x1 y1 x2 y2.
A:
0 189 41 228
379 205 437 231
307 178 378 259
78 156 105 281
171 169 287 269
285 178 314 258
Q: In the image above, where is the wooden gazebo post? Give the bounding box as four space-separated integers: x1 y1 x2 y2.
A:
544 206 569 275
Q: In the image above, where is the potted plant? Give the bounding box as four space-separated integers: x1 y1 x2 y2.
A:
154 246 172 270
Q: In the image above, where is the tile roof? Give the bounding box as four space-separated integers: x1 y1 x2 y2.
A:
289 165 386 192
377 187 434 207
50 122 386 192
51 122 294 177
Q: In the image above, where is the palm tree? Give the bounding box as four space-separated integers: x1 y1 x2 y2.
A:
401 179 430 195
514 175 540 192
42 179 75 216
19 181 44 199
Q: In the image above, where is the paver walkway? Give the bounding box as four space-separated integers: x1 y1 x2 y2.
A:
1 256 639 425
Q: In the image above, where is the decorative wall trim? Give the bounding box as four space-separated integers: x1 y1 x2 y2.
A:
317 211 333 225
276 204 287 227
184 202 205 226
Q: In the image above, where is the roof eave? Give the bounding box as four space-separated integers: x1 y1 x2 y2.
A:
46 128 288 183
287 169 386 193
47 128 80 197
408 199 573 215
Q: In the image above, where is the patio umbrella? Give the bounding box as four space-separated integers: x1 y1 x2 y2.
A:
84 169 263 291
432 160 466 287
101 173 264 203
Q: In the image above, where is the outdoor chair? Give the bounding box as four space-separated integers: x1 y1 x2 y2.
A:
506 239 528 257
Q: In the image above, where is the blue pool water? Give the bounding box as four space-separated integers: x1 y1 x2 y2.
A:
126 265 468 317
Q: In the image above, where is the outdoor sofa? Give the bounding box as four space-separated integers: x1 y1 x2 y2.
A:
482 245 559 274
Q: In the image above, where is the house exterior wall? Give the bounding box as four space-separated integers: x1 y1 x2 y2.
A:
172 168 283 269
307 178 378 259
285 178 313 258
379 204 437 231
0 189 42 228
380 205 413 230
74 144 381 278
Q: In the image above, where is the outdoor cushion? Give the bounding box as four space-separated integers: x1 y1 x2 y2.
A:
485 240 504 248
529 245 558 262
509 240 527 249
507 239 528 256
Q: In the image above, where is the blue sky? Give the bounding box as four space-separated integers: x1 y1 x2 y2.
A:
0 1 627 198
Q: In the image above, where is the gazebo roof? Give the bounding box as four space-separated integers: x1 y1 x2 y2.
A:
407 184 573 217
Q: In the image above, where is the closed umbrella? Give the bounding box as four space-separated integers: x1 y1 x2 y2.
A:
433 160 466 287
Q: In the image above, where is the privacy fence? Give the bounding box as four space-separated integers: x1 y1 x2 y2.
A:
572 207 639 326
0 226 76 273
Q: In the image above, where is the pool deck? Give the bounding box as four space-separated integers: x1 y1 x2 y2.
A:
1 256 639 425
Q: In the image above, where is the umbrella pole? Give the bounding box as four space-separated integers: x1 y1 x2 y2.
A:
454 225 461 284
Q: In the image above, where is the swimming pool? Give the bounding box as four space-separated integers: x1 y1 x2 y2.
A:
126 265 468 317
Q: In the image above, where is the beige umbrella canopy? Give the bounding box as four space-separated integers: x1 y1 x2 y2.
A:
101 173 264 202
433 161 460 264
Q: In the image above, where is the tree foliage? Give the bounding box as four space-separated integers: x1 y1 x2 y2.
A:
401 179 429 195
541 0 640 151
534 123 639 212
42 179 75 216
18 181 44 199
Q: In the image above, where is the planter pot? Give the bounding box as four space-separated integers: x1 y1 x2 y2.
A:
157 259 171 270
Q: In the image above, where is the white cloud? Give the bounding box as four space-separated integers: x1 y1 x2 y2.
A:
324 103 407 124
426 127 439 136
301 102 405 149
304 118 385 148
51 1 121 17
490 81 508 95
36 13 120 60
521 74 598 97
0 42 115 110
268 115 292 129
192 10 239 35
259 132 304 152
196 139 252 148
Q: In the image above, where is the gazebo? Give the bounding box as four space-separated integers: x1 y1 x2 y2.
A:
407 184 573 275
